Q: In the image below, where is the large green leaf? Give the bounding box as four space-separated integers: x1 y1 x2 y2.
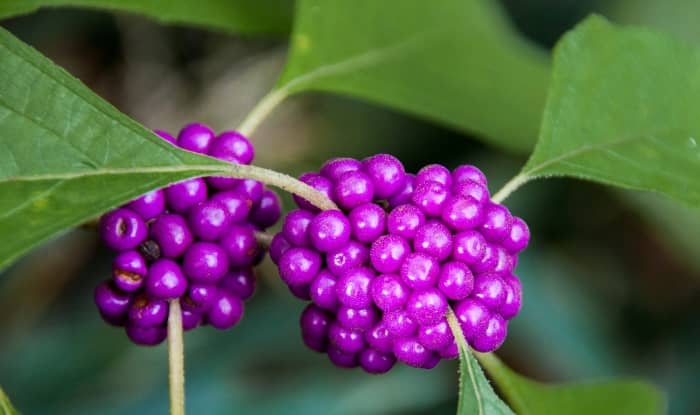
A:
520 15 700 207
0 27 231 270
476 353 665 415
273 0 550 153
446 310 514 415
0 387 19 415
0 0 293 34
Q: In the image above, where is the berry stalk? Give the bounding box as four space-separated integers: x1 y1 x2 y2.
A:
490 173 531 204
168 299 185 415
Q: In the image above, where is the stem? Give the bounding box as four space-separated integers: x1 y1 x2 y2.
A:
491 173 531 204
254 230 274 249
229 164 338 211
168 299 185 415
237 88 289 138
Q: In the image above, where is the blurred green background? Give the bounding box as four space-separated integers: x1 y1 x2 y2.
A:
1 1 699 414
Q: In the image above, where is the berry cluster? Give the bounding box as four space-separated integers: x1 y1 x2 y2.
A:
271 155 529 373
95 124 281 345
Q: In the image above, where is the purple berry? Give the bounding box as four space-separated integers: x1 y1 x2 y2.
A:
333 170 375 210
335 266 375 308
154 129 176 145
128 295 168 327
165 178 208 213
94 281 131 324
472 314 507 352
220 224 258 267
209 130 254 164
359 348 396 374
294 172 334 212
405 288 448 326
362 153 406 199
416 164 452 188
126 189 166 221
453 165 487 188
126 325 167 346
309 210 352 252
278 248 322 286
454 298 490 342
393 337 432 368
303 332 328 353
370 274 409 312
502 217 530 253
187 200 230 241
400 252 440 290
183 283 218 312
249 189 281 229
411 180 449 217
437 261 473 301
370 234 410 274
100 208 148 251
212 192 250 224
177 123 215 154
327 346 359 368
499 274 523 319
439 341 459 359
329 322 365 353
182 309 202 331
234 179 264 207
288 283 312 300
388 173 415 209
145 258 188 299
320 157 362 180
219 268 256 301
383 309 417 337
412 221 453 261
348 203 387 244
452 180 490 205
472 243 499 274
282 209 315 247
269 233 292 265
337 306 378 330
418 320 453 351
365 322 394 353
182 242 229 284
207 291 244 330
300 304 332 340
441 195 484 231
480 203 513 242
452 230 486 265
491 245 515 276
309 269 339 310
112 250 147 292
326 240 369 277
387 204 425 241
149 213 193 258
472 274 507 310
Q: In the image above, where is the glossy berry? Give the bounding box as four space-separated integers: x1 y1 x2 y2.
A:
177 123 215 154
210 190 252 224
278 248 322 286
412 221 453 261
371 274 409 312
365 322 394 353
328 322 365 353
393 337 432 368
187 200 230 241
146 258 188 299
309 270 339 310
452 180 489 205
327 346 358 368
453 165 488 188
387 204 425 241
383 309 417 338
480 203 513 242
502 217 530 253
235 179 264 206
220 224 258 267
183 284 218 312
359 349 396 374
95 281 131 323
334 170 375 210
348 203 386 244
335 267 374 308
411 180 449 217
301 304 332 340
326 241 369 277
337 306 378 331
294 172 334 212
452 230 486 265
269 233 292 265
441 195 484 231
388 173 415 208
309 210 352 252
165 178 208 213
282 209 315 247
472 314 507 352
100 208 147 251
416 164 452 188
400 252 440 290
112 250 147 292
182 242 229 284
370 234 410 274
499 274 523 319
437 261 474 301
181 309 203 331
249 189 282 229
219 268 256 301
207 291 244 330
405 288 448 326
128 295 168 327
126 325 167 346
207 131 254 189
454 298 490 341
418 320 453 351
126 189 166 221
320 157 362 180
362 153 406 199
149 214 193 258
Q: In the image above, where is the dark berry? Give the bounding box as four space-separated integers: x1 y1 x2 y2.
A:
327 346 359 368
220 224 258 267
219 268 256 301
249 189 282 229
126 325 167 346
207 291 244 329
269 233 292 265
359 349 396 374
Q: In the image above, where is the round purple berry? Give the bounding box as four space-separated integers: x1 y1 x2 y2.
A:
326 240 369 277
309 269 339 310
499 274 523 320
452 230 486 265
388 173 415 209
416 164 452 188
145 258 188 299
472 314 507 352
387 204 425 241
412 221 453 261
282 209 315 248
165 178 208 213
219 268 256 301
365 322 394 353
128 295 168 327
393 337 432 368
278 248 322 286
327 346 359 368
359 348 396 374
309 210 351 252
154 129 176 145
502 217 530 253
411 180 449 217
187 200 230 241
472 274 507 310
100 208 148 251
370 273 409 312
472 243 499 274
370 234 410 274
400 252 440 290
181 309 202 331
300 304 332 340
418 320 453 351
94 281 131 324
209 131 254 164
126 189 166 221
294 172 334 212
453 165 488 187
207 291 244 330
452 180 490 205
454 298 491 342
269 233 292 265
383 309 417 338
177 123 215 154
337 306 378 330
112 250 147 292
348 203 387 244
126 325 167 346
182 283 218 312
441 195 484 231
328 322 365 353
335 266 375 308
320 157 362 180
362 153 406 199
249 189 281 229
210 190 252 224
182 242 229 284
480 203 513 243
148 213 193 258
220 224 258 267
439 341 459 360
234 179 264 206
288 283 312 301
334 170 375 210
437 261 474 301
405 288 448 326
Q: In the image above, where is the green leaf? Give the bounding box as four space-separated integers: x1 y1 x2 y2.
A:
0 387 19 415
446 310 515 415
0 27 229 270
521 15 700 207
275 0 550 153
476 352 665 415
0 0 293 35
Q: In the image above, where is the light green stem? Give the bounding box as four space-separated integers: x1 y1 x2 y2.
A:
168 299 185 415
237 88 289 138
491 173 531 204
